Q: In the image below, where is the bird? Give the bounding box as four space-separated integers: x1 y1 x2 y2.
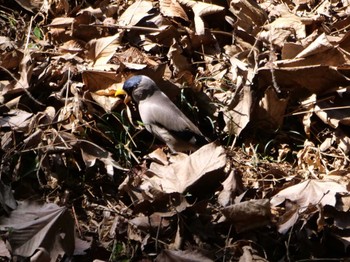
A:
115 75 208 152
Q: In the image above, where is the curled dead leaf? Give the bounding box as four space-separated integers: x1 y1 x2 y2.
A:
222 199 271 232
141 142 227 195
159 0 189 22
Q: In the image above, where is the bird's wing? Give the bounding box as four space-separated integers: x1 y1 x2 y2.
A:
138 91 204 140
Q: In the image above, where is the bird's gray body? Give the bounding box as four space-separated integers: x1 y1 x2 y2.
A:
122 75 207 152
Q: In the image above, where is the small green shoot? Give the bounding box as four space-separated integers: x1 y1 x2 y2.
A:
33 26 42 40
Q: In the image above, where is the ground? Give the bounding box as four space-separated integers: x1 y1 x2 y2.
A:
1 0 350 261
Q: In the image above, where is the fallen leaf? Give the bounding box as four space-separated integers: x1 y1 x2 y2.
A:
0 180 17 214
159 0 189 22
13 0 43 12
222 199 271 232
239 246 269 262
86 34 121 66
271 179 348 211
82 70 122 92
222 86 252 136
314 89 350 129
78 140 128 174
275 200 299 234
0 238 11 259
155 249 213 262
218 170 244 207
178 0 224 35
167 39 192 75
229 0 267 35
256 86 288 129
141 142 226 194
118 1 154 26
258 65 350 98
295 33 333 59
0 109 33 130
0 201 75 259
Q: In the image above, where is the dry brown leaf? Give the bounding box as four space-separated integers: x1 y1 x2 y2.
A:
259 17 303 48
86 34 120 66
57 96 84 133
167 39 192 75
0 181 17 215
0 239 10 259
297 141 327 175
277 43 350 68
0 50 23 70
15 52 33 91
159 0 189 21
155 249 213 262
335 128 350 154
82 70 121 92
30 247 50 262
227 56 248 88
13 0 44 12
281 42 304 59
271 179 348 211
239 246 269 262
22 129 43 150
178 0 224 16
335 193 350 212
76 6 104 18
129 214 170 231
300 94 316 137
78 140 128 174
256 86 288 129
146 148 169 165
276 200 299 234
118 47 159 67
220 86 252 136
229 0 267 35
58 39 84 54
118 1 154 26
178 0 224 35
0 109 33 130
141 142 226 194
313 89 350 129
218 170 244 207
271 179 349 233
90 92 123 112
258 65 350 98
295 33 333 59
222 199 271 232
0 201 75 259
47 17 74 28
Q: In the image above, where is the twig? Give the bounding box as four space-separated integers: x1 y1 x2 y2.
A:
155 216 162 253
24 16 33 50
0 66 45 107
79 23 233 37
72 205 82 238
287 105 350 117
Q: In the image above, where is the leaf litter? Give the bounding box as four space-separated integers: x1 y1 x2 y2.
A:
1 0 350 261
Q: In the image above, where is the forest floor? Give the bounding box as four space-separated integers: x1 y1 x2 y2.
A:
1 0 350 261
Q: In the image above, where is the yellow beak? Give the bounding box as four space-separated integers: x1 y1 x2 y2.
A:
115 87 131 103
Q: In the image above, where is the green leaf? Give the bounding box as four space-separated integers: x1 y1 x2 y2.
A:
33 26 42 40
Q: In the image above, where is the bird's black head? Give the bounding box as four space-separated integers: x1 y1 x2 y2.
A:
123 75 143 94
121 75 159 103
